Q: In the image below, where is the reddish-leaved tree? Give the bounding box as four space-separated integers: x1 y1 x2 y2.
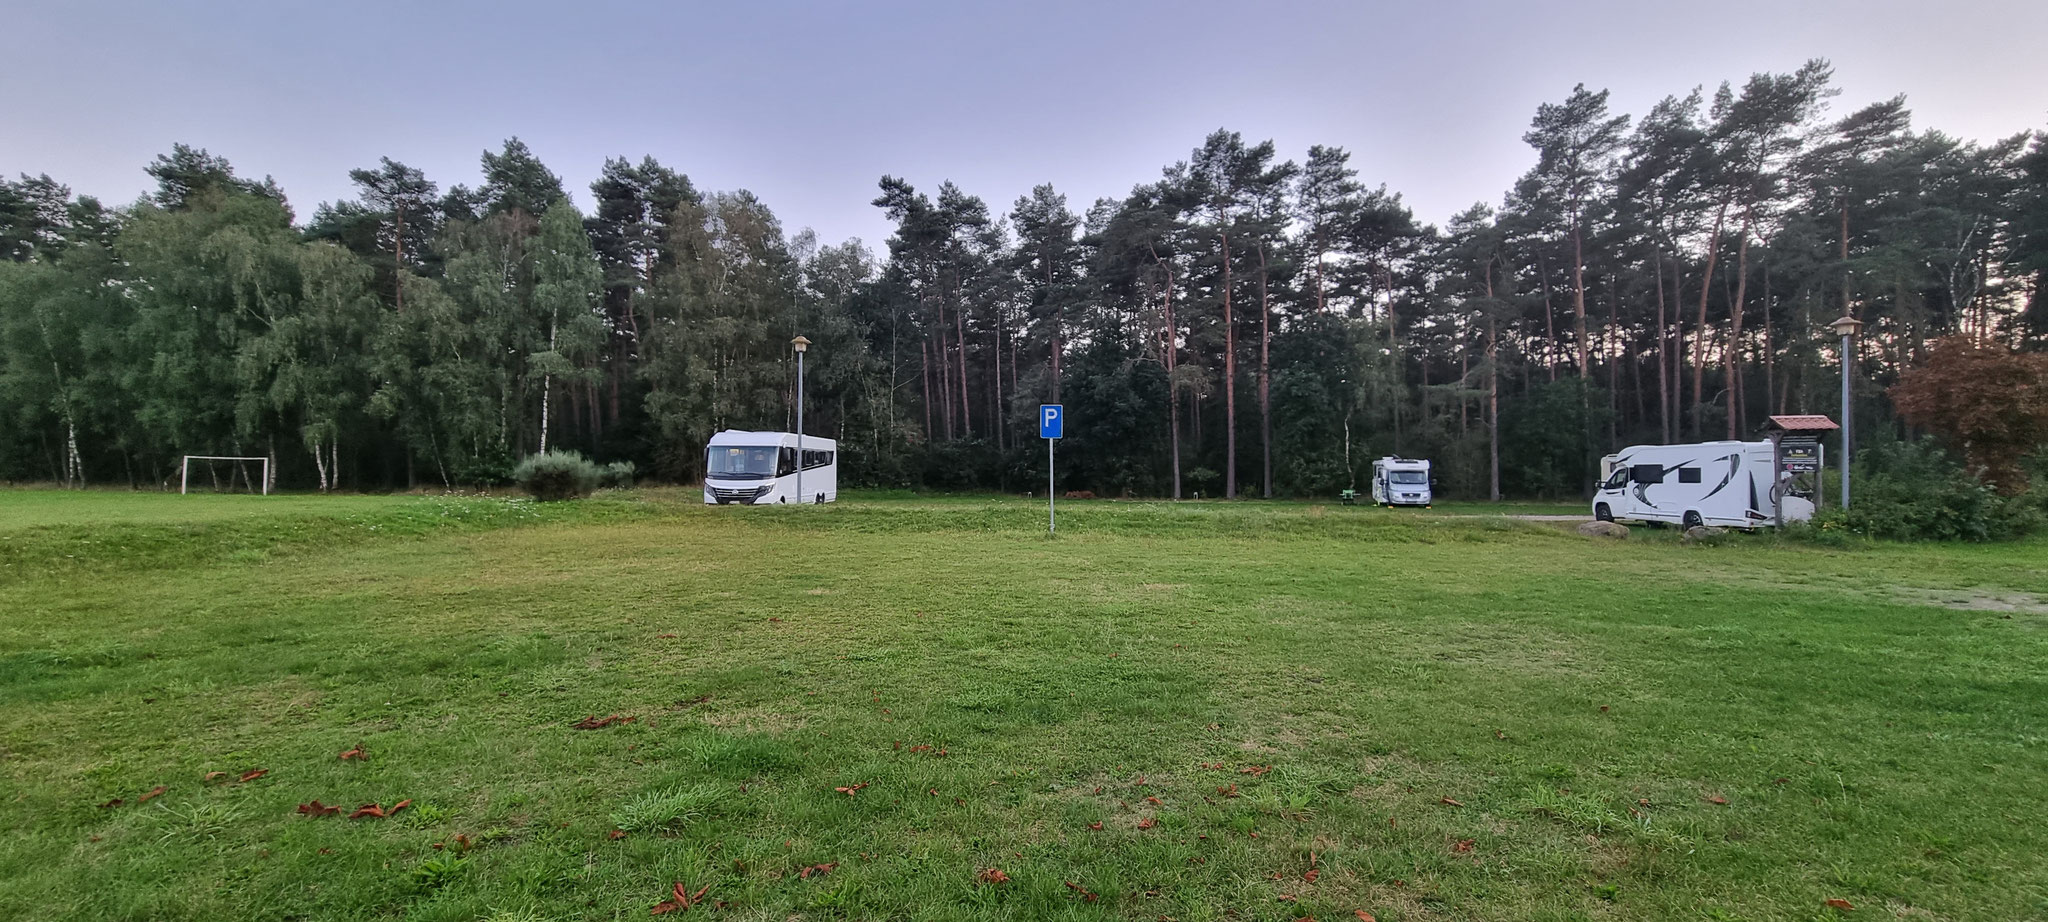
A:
1890 336 2048 494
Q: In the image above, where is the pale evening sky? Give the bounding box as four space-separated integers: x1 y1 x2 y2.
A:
4 0 2045 251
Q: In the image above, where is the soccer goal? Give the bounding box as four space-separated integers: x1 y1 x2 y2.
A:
180 455 271 495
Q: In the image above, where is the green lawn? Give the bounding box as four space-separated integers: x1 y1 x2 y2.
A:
1 491 2043 921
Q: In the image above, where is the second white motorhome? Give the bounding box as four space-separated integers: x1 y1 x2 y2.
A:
702 430 838 505
1370 457 1432 507
1593 440 1812 528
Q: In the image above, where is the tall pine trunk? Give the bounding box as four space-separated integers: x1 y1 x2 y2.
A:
1655 256 1671 443
1258 241 1272 499
1572 223 1590 377
1725 207 1754 440
1222 228 1236 499
1692 198 1730 439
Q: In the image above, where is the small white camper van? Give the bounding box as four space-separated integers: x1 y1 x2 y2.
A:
1370 457 1432 507
703 430 837 505
1593 440 1812 528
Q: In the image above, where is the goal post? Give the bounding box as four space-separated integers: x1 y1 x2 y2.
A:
180 456 270 495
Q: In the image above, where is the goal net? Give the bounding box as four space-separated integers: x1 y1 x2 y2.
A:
180 456 271 495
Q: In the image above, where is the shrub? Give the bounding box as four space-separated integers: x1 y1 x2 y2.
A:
512 451 601 501
598 460 637 490
1803 440 2041 542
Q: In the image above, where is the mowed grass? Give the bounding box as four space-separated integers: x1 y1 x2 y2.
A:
1 491 2044 921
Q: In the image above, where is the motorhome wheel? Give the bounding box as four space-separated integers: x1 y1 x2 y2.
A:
1683 510 1703 528
1595 503 1613 522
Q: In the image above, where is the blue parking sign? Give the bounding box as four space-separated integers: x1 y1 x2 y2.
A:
1040 404 1063 439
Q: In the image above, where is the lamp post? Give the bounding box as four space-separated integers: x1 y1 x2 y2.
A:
792 335 810 505
1829 316 1863 509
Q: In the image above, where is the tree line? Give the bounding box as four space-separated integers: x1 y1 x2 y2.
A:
4 58 2045 497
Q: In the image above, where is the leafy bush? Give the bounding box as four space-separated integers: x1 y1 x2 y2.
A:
599 460 637 489
1802 440 2041 542
512 450 601 502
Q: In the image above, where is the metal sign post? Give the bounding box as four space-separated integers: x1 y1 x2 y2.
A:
1041 404 1062 534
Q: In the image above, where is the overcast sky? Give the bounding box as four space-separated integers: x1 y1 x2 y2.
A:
5 0 2045 250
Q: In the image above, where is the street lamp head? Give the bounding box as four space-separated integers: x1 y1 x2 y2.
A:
791 334 811 353
1829 316 1864 338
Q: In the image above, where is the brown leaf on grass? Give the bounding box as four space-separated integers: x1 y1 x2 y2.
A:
610 829 628 840
1088 822 1103 831
1145 796 1163 805
650 881 711 915
798 862 837 879
833 782 869 796
98 798 122 809
451 833 471 850
1064 880 1100 902
1825 898 1855 911
977 867 1010 885
297 800 341 817
1440 797 1464 807
1240 765 1272 777
768 617 782 622
136 785 167 804
1136 817 1157 830
1303 868 1321 883
349 803 387 819
572 714 635 730
239 769 268 783
1275 893 1296 901
338 746 365 761
1218 784 1240 798
1707 794 1729 805
203 771 228 782
390 799 412 814
1356 912 1378 922
1453 839 1475 853
1774 777 1790 785
657 633 677 639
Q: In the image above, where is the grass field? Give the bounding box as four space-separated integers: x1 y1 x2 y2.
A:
2 490 2044 921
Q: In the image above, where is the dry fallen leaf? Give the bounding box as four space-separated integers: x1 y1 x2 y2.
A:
238 769 268 783
1218 784 1240 798
136 785 166 804
1453 838 1475 853
1137 817 1157 830
349 803 387 819
1707 794 1729 805
977 868 1010 885
390 799 412 815
338 745 365 761
1303 868 1321 883
1356 912 1377 922
833 782 869 796
799 862 837 879
203 771 228 782
98 798 122 809
657 633 678 639
1240 765 1272 777
1064 880 1100 902
1825 898 1855 911
651 881 711 915
1146 796 1163 805
297 800 341 817
1088 821 1103 831
609 829 627 840
1440 797 1464 807
572 714 635 730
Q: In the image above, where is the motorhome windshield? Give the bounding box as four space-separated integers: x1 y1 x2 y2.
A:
1388 471 1428 484
707 446 788 480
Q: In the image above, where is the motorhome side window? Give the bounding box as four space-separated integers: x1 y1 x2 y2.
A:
1678 467 1701 483
802 449 833 470
1604 468 1628 489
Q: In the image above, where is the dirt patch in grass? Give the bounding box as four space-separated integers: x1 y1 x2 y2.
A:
1888 587 2048 614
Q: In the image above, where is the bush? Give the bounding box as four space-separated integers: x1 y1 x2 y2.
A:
1802 440 2041 542
512 451 601 502
598 460 637 490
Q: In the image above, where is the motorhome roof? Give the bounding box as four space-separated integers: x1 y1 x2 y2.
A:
707 430 837 449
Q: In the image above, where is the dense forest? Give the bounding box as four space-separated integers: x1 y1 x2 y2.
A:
4 59 2046 498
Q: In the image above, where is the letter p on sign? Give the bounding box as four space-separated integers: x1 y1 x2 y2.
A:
1040 404 1062 439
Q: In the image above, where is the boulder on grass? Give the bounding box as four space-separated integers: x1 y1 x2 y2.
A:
1578 521 1629 539
1682 525 1727 542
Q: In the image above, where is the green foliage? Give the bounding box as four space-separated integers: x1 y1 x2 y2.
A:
607 784 723 833
512 450 601 501
598 460 637 489
1806 440 2041 542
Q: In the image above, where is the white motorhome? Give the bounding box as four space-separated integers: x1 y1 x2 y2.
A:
703 430 837 505
1593 440 1812 528
1370 457 1432 507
